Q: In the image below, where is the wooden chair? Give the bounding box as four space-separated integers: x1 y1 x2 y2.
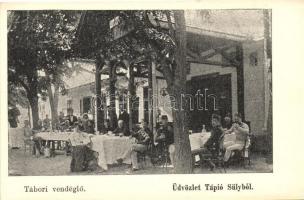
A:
201 148 226 173
23 138 35 155
230 121 252 168
137 142 154 169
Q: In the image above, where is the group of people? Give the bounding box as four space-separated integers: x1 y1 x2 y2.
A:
129 112 250 171
204 112 250 167
21 103 249 172
129 115 174 171
35 108 95 134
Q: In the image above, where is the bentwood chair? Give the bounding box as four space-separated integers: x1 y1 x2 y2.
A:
23 138 35 155
137 142 155 169
230 121 252 168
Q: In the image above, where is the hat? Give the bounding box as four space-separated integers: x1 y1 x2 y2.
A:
212 113 221 121
234 112 242 118
161 115 168 120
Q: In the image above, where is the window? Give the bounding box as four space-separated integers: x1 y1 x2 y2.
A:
67 100 72 109
80 99 83 115
249 51 258 67
83 97 92 114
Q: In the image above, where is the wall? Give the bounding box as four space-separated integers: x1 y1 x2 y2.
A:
36 40 268 136
243 39 267 135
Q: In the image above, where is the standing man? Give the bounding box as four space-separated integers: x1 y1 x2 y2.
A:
118 105 129 132
66 108 78 128
155 115 175 167
8 106 20 128
43 114 51 131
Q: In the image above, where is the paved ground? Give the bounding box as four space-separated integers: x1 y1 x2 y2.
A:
8 148 272 176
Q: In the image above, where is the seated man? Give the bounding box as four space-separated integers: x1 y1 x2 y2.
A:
222 113 233 130
155 115 175 167
61 119 73 132
68 123 97 172
66 108 78 128
130 120 151 170
101 119 113 134
223 113 249 163
113 120 130 136
204 114 224 156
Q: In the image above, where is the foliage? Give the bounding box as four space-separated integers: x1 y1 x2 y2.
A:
8 10 81 99
8 83 29 108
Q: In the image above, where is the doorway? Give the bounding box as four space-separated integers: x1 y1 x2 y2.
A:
187 73 232 132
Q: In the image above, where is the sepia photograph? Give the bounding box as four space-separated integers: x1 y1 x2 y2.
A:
7 9 273 176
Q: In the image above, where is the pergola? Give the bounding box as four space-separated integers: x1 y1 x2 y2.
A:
73 11 248 132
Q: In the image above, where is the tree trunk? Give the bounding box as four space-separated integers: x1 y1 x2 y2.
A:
109 61 118 129
147 61 154 131
27 71 40 129
162 10 192 173
47 84 59 130
28 93 39 130
169 87 192 174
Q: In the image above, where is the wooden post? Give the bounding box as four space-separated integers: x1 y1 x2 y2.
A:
95 54 105 132
151 62 158 131
109 61 118 129
236 43 245 120
128 62 135 131
148 61 153 132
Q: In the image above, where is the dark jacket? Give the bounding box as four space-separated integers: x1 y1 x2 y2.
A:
66 115 78 126
132 127 151 145
118 111 130 130
113 126 130 136
205 126 223 152
156 124 174 145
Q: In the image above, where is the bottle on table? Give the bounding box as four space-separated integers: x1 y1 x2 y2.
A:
201 124 206 133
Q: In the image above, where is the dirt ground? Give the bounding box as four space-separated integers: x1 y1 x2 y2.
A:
8 148 273 176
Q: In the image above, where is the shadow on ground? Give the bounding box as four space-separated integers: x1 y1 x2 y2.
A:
8 148 272 176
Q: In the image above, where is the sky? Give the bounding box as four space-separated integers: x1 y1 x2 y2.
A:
185 9 265 39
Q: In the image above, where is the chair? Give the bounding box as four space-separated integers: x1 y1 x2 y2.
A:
229 128 252 168
137 142 155 169
23 138 35 155
242 133 252 167
191 147 205 168
201 147 226 173
150 141 170 169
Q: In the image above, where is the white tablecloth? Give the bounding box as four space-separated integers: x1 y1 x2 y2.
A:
90 135 134 170
8 128 24 148
189 132 211 151
35 132 71 141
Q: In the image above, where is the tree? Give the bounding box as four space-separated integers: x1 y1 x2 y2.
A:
103 10 194 173
8 11 79 128
75 10 207 173
163 10 192 173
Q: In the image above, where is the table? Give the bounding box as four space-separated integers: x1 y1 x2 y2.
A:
35 132 72 152
8 128 24 148
189 132 211 151
35 132 71 141
90 135 134 171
